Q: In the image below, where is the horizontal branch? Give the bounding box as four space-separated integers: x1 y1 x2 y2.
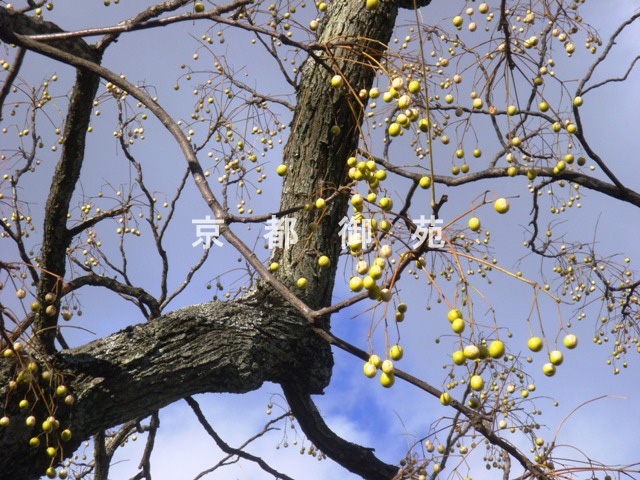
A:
0 294 332 479
65 274 161 319
25 0 252 42
66 207 129 239
374 158 640 208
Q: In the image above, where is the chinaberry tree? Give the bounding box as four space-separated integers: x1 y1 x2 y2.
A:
1 0 640 479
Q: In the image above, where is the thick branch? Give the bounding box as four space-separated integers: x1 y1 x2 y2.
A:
0 293 332 479
282 384 398 480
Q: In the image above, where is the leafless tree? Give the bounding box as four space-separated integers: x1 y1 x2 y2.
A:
1 1 639 479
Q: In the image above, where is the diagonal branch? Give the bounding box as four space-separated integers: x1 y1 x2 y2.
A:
0 10 317 322
185 396 295 480
0 47 26 121
282 384 399 480
67 206 130 239
581 55 640 96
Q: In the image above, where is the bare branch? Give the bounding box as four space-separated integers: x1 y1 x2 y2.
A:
581 55 640 96
185 396 296 480
0 47 26 121
65 274 161 319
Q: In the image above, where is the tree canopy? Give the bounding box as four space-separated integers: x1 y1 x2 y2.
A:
1 0 640 479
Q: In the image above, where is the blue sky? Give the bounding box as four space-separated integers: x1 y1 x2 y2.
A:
2 0 640 479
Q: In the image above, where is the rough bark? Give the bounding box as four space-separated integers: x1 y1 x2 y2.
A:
35 67 101 352
0 290 332 479
273 0 402 311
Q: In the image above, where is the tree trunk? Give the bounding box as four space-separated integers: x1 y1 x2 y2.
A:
273 1 402 310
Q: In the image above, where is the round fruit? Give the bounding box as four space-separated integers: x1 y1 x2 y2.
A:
447 308 461 322
381 359 394 374
470 375 484 391
60 429 72 441
363 362 377 378
418 118 429 132
452 350 466 365
494 197 510 214
528 336 543 352
390 345 403 360
269 262 279 271
380 372 395 388
379 288 392 302
563 334 578 349
573 96 583 107
440 392 451 405
463 345 480 359
408 80 420 93
369 265 382 280
379 197 393 211
478 345 489 359
542 363 556 376
452 16 463 27
388 123 401 137
296 277 307 289
276 164 288 176
468 217 481 231
539 101 549 112
472 98 483 109
507 105 517 115
194 2 204 13
489 340 505 358
42 420 53 433
29 437 40 448
369 354 382 368
362 276 375 290
549 350 563 365
318 256 330 268
46 467 56 479
419 176 431 189
366 0 379 9
451 318 465 334
315 198 326 209
331 75 344 88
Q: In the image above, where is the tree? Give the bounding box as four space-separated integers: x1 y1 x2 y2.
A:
1 0 639 478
